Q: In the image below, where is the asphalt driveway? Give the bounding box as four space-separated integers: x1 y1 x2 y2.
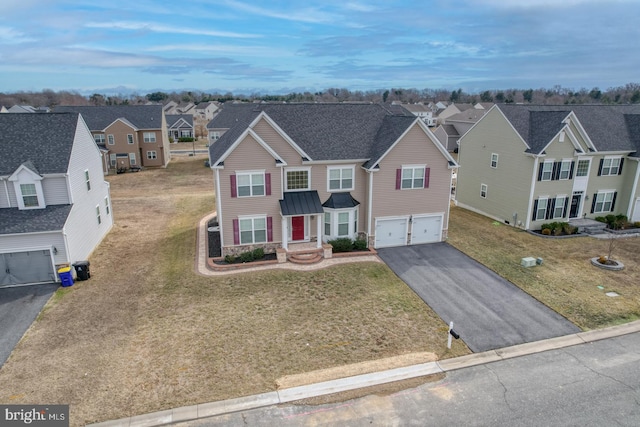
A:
0 283 58 367
377 243 580 352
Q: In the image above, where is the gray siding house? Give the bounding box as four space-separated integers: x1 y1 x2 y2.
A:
208 103 458 258
455 104 640 230
0 113 113 285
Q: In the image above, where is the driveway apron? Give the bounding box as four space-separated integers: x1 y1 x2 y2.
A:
0 283 58 367
377 243 580 352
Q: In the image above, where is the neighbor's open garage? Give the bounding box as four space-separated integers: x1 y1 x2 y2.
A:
0 250 56 286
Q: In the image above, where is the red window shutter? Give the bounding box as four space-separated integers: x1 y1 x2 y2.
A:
230 174 237 198
424 167 430 188
233 219 239 245
396 169 402 190
267 216 273 242
265 173 271 196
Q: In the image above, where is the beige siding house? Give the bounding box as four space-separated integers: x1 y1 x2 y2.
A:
456 104 640 229
55 105 171 173
208 103 458 258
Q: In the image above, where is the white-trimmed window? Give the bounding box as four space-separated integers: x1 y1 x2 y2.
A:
480 183 487 198
147 151 157 160
559 160 572 180
328 166 354 191
576 159 590 177
594 191 615 213
239 216 267 244
105 197 110 215
129 153 137 165
143 132 156 143
286 168 310 191
540 161 553 181
20 183 39 207
84 170 91 191
127 134 134 144
94 134 105 144
323 207 359 240
600 157 621 176
96 205 102 224
181 130 191 137
401 166 425 189
107 134 115 145
536 198 548 221
210 131 221 141
110 154 117 167
553 196 567 219
490 153 499 168
237 171 265 197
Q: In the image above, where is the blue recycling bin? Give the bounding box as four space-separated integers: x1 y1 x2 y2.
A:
57 266 74 287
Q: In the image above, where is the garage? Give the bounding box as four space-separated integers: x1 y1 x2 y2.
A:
411 214 443 244
0 250 56 286
375 217 409 248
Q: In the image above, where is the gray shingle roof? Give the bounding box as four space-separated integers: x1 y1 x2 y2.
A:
54 105 164 130
0 205 72 234
166 114 193 127
498 104 640 155
208 103 419 167
322 192 360 209
0 113 79 175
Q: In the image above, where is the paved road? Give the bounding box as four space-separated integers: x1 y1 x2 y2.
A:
175 332 640 426
377 242 580 352
0 283 58 367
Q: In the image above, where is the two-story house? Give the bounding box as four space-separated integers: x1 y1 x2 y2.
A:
0 113 113 285
55 105 171 173
166 114 194 141
208 103 458 258
455 104 640 230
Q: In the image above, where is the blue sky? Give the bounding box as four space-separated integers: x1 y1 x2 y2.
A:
1 0 639 95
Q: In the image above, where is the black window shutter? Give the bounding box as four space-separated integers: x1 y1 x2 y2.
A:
591 194 597 213
552 162 559 180
569 161 575 179
537 163 543 181
618 158 624 175
546 198 555 219
611 192 617 211
597 159 603 176
563 197 569 217
532 200 538 221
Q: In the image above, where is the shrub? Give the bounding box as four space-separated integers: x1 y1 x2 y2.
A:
562 223 578 235
329 237 354 253
634 222 640 228
541 228 552 235
252 247 265 260
178 137 195 142
353 238 367 251
224 254 236 264
237 250 255 263
594 216 606 223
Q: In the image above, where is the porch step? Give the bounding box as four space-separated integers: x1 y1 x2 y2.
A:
569 218 607 234
288 249 323 265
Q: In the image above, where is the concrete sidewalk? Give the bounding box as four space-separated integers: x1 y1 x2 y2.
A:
89 320 640 427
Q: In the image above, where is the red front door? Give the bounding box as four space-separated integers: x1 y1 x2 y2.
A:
292 216 305 241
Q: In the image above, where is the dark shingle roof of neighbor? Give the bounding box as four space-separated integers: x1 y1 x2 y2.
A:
441 124 460 137
322 192 360 209
208 103 419 167
0 205 73 234
54 105 164 130
497 104 640 155
166 114 193 127
0 113 79 176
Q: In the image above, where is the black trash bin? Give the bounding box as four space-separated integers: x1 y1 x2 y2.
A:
72 261 91 281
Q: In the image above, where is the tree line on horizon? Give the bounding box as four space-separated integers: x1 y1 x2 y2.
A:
2 83 640 108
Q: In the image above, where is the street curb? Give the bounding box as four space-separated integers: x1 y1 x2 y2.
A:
87 320 640 427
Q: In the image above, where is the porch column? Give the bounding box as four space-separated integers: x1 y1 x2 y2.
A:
316 214 322 248
281 216 288 250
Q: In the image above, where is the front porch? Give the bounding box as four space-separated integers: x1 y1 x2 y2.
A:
568 218 607 234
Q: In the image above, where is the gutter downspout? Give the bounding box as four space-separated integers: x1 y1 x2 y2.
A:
214 168 224 249
367 169 374 244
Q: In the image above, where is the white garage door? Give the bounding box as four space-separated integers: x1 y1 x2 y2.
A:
0 250 56 286
375 217 409 248
411 214 443 244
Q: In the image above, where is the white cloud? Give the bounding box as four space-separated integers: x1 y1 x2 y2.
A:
222 0 336 24
85 21 261 39
0 26 35 44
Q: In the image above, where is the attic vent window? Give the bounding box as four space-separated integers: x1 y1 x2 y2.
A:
559 131 565 142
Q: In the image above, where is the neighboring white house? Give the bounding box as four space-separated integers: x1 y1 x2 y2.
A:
0 113 113 285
